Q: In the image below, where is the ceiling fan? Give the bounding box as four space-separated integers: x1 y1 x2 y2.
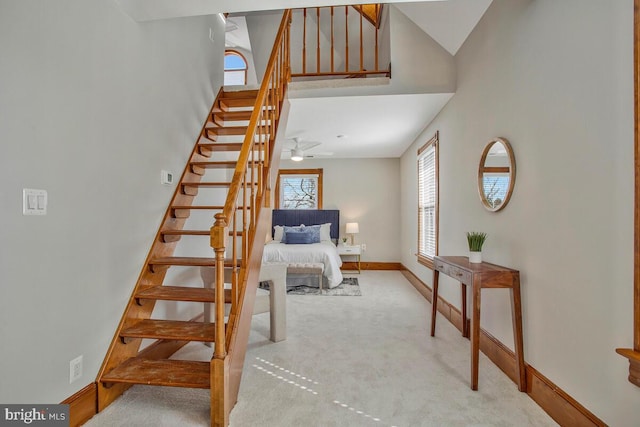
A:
283 137 331 161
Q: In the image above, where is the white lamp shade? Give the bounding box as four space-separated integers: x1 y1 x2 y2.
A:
345 222 359 234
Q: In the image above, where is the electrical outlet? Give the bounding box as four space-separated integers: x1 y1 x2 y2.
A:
69 355 83 384
361 243 366 251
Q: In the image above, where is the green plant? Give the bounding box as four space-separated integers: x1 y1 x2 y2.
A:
466 232 487 252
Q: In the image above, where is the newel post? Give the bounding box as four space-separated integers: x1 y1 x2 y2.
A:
211 214 228 359
210 214 230 426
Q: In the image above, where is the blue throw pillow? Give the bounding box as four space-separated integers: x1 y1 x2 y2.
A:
284 228 320 244
281 226 302 244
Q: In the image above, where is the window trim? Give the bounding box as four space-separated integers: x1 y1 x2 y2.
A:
417 131 439 270
616 0 640 387
275 168 323 209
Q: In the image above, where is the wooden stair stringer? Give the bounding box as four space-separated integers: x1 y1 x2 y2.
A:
96 87 231 411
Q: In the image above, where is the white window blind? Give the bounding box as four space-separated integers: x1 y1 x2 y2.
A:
417 134 438 266
279 174 318 209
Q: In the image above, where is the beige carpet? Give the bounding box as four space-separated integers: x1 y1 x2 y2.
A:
85 271 557 427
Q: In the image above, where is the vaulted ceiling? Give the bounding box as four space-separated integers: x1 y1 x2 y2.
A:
115 0 493 159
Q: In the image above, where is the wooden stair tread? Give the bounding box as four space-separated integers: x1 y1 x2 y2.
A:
172 205 224 210
102 358 210 388
190 161 238 169
182 182 232 188
171 205 249 210
219 98 257 109
205 126 248 135
213 110 253 121
221 89 258 98
198 142 244 151
161 230 244 236
121 319 217 342
198 142 267 151
136 286 232 303
161 230 210 236
149 257 215 267
160 230 243 242
149 257 240 268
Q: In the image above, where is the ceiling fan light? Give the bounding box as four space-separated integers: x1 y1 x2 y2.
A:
291 147 304 161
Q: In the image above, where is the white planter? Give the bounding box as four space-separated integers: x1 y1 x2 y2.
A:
469 251 482 263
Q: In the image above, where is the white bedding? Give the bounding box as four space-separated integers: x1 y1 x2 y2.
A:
262 241 343 288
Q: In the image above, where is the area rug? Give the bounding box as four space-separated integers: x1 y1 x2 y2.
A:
287 277 361 296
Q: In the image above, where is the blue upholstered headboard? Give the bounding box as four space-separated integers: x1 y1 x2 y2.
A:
272 209 340 241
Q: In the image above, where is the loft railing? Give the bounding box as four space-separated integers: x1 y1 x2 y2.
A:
210 10 290 425
291 5 390 79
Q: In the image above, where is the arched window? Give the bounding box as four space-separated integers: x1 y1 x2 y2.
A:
224 50 247 85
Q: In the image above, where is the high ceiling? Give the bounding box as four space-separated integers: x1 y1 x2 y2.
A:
115 0 493 159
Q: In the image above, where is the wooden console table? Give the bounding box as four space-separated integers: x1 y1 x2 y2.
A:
431 255 526 392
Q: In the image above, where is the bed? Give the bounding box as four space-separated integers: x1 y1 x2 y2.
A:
262 209 343 288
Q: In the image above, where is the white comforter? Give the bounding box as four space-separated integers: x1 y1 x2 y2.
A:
262 241 343 288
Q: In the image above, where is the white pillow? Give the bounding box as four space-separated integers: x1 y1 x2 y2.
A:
273 225 284 242
320 223 332 241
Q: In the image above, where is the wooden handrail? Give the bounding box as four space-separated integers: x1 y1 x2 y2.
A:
210 9 291 359
292 5 389 79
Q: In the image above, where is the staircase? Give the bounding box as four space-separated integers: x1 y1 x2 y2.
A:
95 10 291 427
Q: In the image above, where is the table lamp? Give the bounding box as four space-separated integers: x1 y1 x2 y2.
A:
345 222 359 246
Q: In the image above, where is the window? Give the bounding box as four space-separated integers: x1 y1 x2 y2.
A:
417 132 439 269
276 169 323 209
224 50 247 85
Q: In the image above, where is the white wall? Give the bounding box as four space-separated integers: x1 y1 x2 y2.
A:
400 0 637 425
246 11 283 84
279 158 400 263
0 0 224 403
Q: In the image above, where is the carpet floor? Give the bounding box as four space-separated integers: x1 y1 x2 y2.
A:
84 271 557 427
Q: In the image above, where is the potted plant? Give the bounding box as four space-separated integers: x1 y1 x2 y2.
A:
340 237 348 246
466 232 487 263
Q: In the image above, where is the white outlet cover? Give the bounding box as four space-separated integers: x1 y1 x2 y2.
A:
69 355 83 383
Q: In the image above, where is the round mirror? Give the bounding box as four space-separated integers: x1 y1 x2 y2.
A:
478 138 516 212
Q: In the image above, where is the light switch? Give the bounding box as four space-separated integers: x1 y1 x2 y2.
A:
23 189 47 215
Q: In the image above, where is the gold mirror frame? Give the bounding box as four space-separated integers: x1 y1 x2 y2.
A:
477 138 516 212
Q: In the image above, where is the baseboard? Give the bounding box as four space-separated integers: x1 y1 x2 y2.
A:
342 261 402 271
400 267 606 427
61 383 97 427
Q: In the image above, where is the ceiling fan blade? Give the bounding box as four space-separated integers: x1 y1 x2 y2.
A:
300 142 322 151
305 152 334 158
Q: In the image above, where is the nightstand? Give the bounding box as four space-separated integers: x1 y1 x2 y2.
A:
338 245 361 273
